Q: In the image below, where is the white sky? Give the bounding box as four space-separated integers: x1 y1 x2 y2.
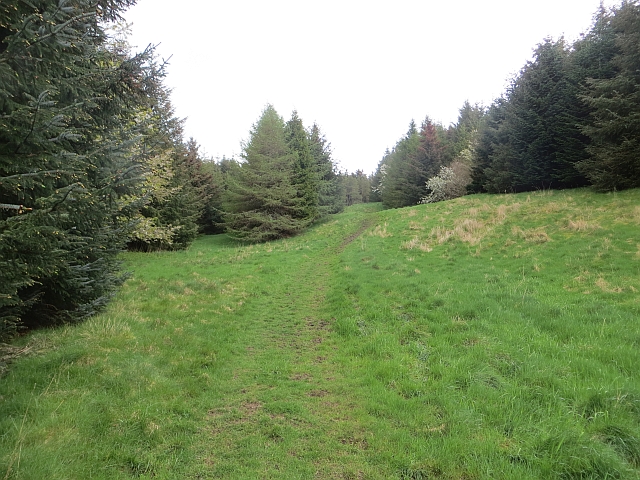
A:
124 0 617 174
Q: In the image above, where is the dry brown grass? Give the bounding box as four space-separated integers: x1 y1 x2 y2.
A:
540 201 566 214
370 223 392 238
565 219 600 232
401 237 433 252
596 277 623 293
428 226 451 244
400 200 528 252
452 218 484 245
511 226 550 244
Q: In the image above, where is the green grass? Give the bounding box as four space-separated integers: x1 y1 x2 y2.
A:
1 189 640 479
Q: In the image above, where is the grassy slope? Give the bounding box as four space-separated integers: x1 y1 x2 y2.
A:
1 189 639 479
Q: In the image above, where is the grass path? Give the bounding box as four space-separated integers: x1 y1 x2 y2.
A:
196 212 379 478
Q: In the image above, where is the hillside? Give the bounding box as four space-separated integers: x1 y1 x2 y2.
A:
1 188 640 479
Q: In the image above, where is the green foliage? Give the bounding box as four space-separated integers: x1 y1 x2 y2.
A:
285 111 319 222
339 169 371 206
381 119 446 208
309 123 343 215
380 123 421 208
0 0 162 339
472 39 590 193
446 101 485 161
578 1 640 191
123 86 203 251
469 3 640 195
223 107 343 242
223 105 309 242
199 163 226 234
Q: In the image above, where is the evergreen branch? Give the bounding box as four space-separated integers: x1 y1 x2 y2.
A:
24 11 95 50
14 90 51 154
0 169 76 183
48 182 82 212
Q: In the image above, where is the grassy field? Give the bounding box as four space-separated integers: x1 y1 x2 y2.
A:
1 188 640 479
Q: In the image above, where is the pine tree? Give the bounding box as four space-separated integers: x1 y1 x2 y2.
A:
223 105 306 242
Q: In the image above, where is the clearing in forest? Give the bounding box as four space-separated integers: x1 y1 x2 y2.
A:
1 190 640 479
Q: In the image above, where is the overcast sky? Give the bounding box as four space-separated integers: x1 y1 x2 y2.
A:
124 0 617 173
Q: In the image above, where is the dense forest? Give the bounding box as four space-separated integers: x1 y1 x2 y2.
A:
373 1 640 207
1 0 640 341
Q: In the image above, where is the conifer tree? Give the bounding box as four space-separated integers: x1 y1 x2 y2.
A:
126 92 202 251
0 0 162 339
416 117 446 182
285 111 319 222
381 122 421 208
578 1 640 191
223 105 306 242
183 139 225 234
381 119 447 208
472 39 589 192
370 149 391 203
308 123 343 215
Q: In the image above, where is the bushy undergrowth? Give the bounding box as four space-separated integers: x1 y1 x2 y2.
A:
1 190 639 479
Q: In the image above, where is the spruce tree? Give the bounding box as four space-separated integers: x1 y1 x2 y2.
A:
416 117 446 183
578 1 640 191
223 105 306 242
472 39 589 193
285 111 319 222
381 119 446 208
308 123 343 215
0 0 161 339
184 139 225 234
126 91 203 251
381 122 422 208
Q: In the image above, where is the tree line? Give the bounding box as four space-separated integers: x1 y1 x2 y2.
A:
3 0 639 341
374 1 640 208
0 0 369 340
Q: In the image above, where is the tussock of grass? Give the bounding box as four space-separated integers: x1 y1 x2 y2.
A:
2 192 640 479
566 218 601 231
369 223 392 238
